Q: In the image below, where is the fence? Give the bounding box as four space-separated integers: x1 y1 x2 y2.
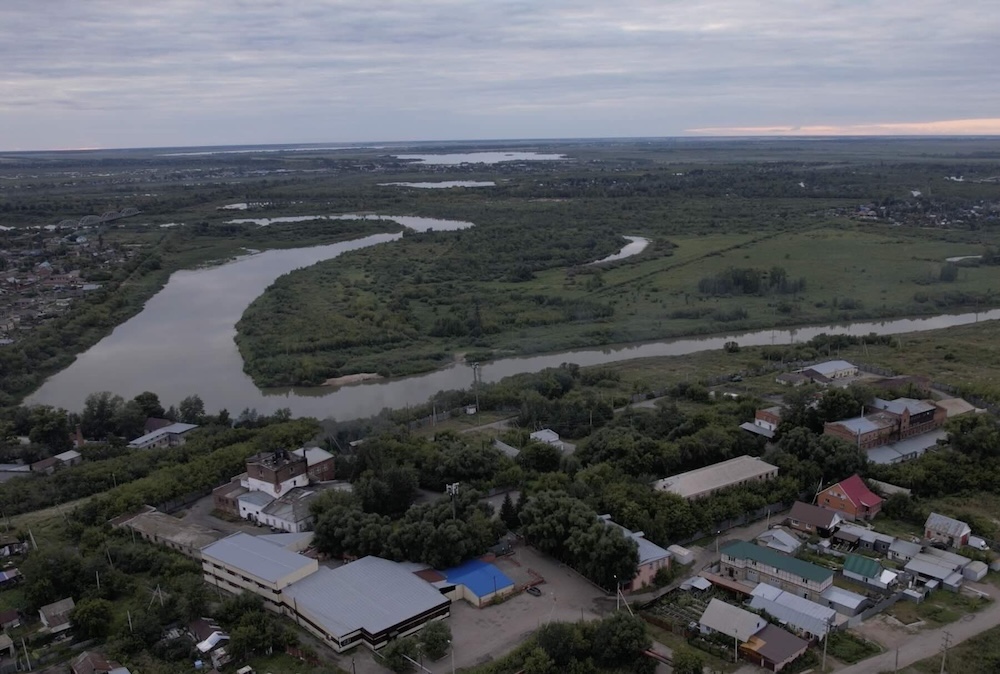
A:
847 592 903 627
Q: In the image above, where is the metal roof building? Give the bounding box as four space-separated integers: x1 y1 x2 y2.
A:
201 532 317 593
749 583 835 638
128 422 198 449
654 455 779 500
699 598 767 641
284 557 450 652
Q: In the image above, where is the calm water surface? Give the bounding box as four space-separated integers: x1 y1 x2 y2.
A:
27 214 1000 420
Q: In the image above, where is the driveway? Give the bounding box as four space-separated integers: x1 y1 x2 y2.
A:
836 584 1000 673
179 492 263 536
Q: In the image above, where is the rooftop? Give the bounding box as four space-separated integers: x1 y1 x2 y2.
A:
238 491 275 507
925 512 972 538
654 455 779 499
749 583 835 637
820 585 867 610
699 598 766 641
834 475 883 509
722 540 834 584
292 446 335 467
934 398 977 418
866 430 947 464
284 557 449 640
443 559 515 597
247 449 306 470
788 501 841 529
598 515 670 566
128 422 198 447
115 510 223 551
830 415 894 435
201 533 317 585
261 488 317 524
872 397 937 416
843 554 883 579
804 360 856 377
744 624 809 667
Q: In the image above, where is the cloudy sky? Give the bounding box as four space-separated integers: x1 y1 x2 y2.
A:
2 1 999 150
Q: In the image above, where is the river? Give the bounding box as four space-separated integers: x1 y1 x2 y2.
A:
26 218 1000 421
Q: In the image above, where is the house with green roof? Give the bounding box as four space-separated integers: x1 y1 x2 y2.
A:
843 553 899 590
720 540 834 601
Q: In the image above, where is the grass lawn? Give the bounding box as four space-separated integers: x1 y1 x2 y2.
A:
825 630 882 664
247 652 347 673
645 623 739 673
887 592 990 627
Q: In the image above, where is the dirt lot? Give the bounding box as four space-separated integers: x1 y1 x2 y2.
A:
449 544 613 669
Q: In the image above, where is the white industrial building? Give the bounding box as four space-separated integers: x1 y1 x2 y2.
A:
654 456 779 500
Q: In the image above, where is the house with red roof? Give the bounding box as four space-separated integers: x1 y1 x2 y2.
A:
816 475 883 521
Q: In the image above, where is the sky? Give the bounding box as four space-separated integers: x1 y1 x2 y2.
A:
2 1 999 150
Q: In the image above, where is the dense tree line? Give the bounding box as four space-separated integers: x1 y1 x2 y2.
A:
698 266 806 297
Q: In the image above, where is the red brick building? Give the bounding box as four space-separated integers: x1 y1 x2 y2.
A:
817 475 883 521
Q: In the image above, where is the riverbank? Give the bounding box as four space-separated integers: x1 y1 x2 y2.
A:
2 217 396 409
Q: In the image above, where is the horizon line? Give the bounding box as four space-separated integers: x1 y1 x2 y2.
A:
4 133 1000 154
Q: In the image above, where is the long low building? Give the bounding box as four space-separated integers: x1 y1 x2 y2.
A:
201 533 450 652
653 456 779 500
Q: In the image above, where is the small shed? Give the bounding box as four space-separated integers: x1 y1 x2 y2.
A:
963 561 988 582
668 544 696 566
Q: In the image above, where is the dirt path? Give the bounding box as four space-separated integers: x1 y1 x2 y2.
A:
837 585 1000 673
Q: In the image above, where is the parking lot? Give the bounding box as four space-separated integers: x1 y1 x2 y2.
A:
449 544 613 669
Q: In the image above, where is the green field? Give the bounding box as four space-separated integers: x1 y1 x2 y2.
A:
235 220 999 387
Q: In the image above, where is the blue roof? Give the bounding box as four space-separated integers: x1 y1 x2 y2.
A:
443 559 514 597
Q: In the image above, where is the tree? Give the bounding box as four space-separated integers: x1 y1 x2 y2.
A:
419 620 451 660
26 405 72 452
132 391 165 419
178 395 205 424
592 613 651 668
500 492 519 530
113 400 147 439
518 441 563 472
71 598 114 639
672 645 706 674
382 637 418 672
81 391 125 439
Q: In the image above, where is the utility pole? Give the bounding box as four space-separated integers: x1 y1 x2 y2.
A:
895 647 900 673
822 630 828 671
471 362 481 414
447 483 460 520
940 631 951 674
21 637 31 671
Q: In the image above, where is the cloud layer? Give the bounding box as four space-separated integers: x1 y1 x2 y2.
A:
2 1 998 149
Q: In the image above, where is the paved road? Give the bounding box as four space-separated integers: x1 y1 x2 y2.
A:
837 585 1000 673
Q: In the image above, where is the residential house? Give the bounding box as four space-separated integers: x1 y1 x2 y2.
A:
786 502 842 537
720 540 834 601
0 570 20 590
654 456 779 501
833 523 894 555
127 422 198 449
756 529 802 555
905 552 966 592
698 598 767 641
748 584 836 640
39 597 74 633
292 446 336 483
0 633 14 674
741 406 782 440
598 515 671 592
0 610 19 631
842 554 899 591
189 619 231 670
817 475 883 521
70 651 131 674
924 513 972 548
741 624 810 673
